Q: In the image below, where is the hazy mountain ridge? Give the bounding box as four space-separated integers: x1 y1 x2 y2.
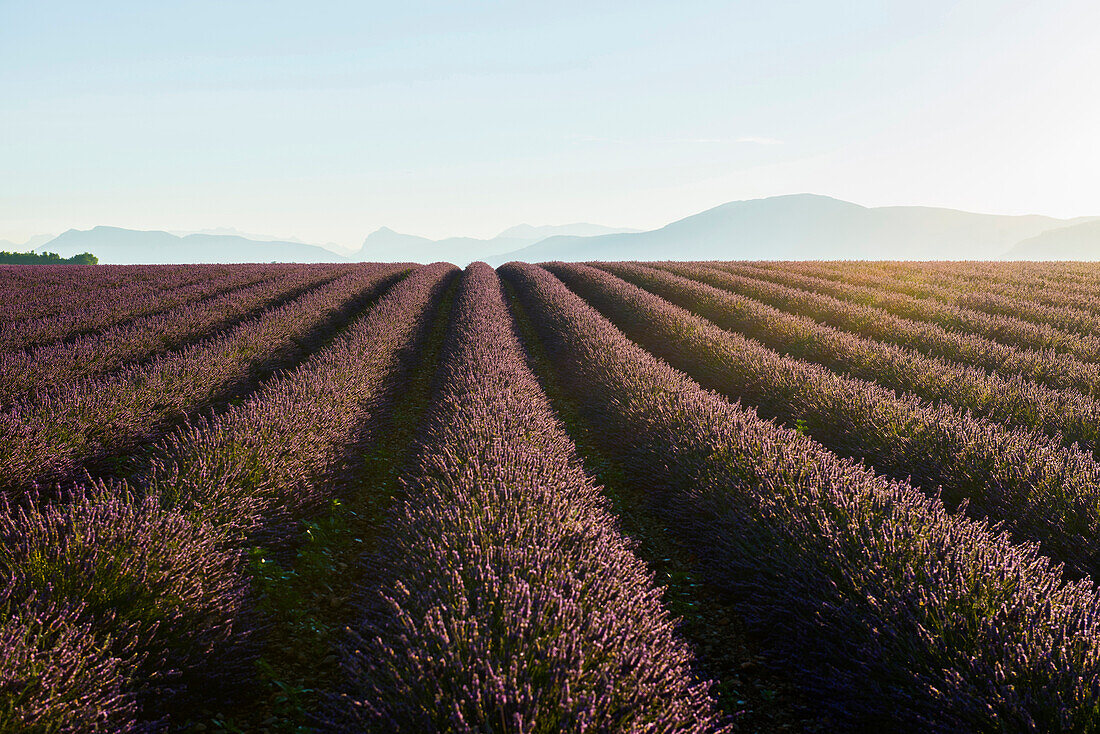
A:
1002 220 1100 260
352 222 641 265
30 222 639 265
1 234 55 253
40 227 347 264
487 194 1091 264
23 197 1100 265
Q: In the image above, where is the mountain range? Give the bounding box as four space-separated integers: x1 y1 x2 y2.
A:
40 227 348 264
0 234 55 252
355 223 639 265
22 194 1100 264
1002 219 1100 260
485 194 1100 264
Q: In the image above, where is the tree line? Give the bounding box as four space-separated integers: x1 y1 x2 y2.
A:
0 251 98 264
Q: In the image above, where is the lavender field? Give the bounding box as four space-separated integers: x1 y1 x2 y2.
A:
5 260 1100 733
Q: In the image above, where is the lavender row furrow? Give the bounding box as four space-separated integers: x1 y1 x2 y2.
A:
0 263 454 730
328 263 724 733
818 260 1100 301
501 261 1100 731
774 260 1100 315
605 262 1100 455
0 264 404 496
0 264 284 348
0 265 344 400
768 260 1100 338
0 263 223 323
550 262 1100 580
714 261 1100 362
141 261 457 547
672 262 1100 396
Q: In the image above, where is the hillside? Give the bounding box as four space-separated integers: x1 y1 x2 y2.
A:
39 227 347 264
353 223 639 266
1002 219 1100 260
487 194 1075 264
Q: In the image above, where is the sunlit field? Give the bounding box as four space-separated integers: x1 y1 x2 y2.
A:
5 260 1100 731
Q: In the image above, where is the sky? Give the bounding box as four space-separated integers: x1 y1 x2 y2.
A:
2 0 1099 248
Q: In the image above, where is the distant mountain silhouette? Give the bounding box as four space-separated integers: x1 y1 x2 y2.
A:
169 227 309 244
353 223 639 266
23 198 1100 265
0 234 54 252
486 194 1085 264
494 223 641 240
38 227 347 264
1002 220 1100 260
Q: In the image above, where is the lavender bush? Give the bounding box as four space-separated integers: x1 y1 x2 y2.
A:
327 263 725 733
0 263 454 727
605 261 1100 454
502 261 1100 730
0 263 403 495
0 264 344 398
547 262 1100 578
680 261 1100 396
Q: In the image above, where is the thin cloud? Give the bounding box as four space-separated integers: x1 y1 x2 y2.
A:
570 134 782 145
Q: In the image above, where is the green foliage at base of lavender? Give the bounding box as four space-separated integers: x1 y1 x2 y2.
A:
0 264 403 496
0 251 98 265
0 485 255 731
501 261 1100 731
627 261 1100 455
550 262 1100 582
326 263 725 732
0 263 453 729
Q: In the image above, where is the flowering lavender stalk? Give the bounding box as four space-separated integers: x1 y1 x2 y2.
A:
0 264 403 496
604 261 1100 455
327 263 726 733
0 484 251 729
0 263 453 727
548 261 1100 579
501 261 1100 730
0 263 288 350
142 261 457 548
0 264 344 399
679 261 1100 396
0 590 136 733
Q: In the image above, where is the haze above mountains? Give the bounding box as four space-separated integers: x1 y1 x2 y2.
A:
19 194 1100 265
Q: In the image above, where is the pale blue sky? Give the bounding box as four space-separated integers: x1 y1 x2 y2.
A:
2 1 1098 247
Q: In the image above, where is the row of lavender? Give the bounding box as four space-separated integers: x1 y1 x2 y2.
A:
0 264 351 400
685 262 1100 396
760 260 1100 334
552 263 1100 578
1 263 217 323
0 264 404 495
328 263 724 731
0 264 302 350
503 262 1100 730
652 261 1100 464
612 262 1100 456
0 263 454 730
716 261 1100 363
